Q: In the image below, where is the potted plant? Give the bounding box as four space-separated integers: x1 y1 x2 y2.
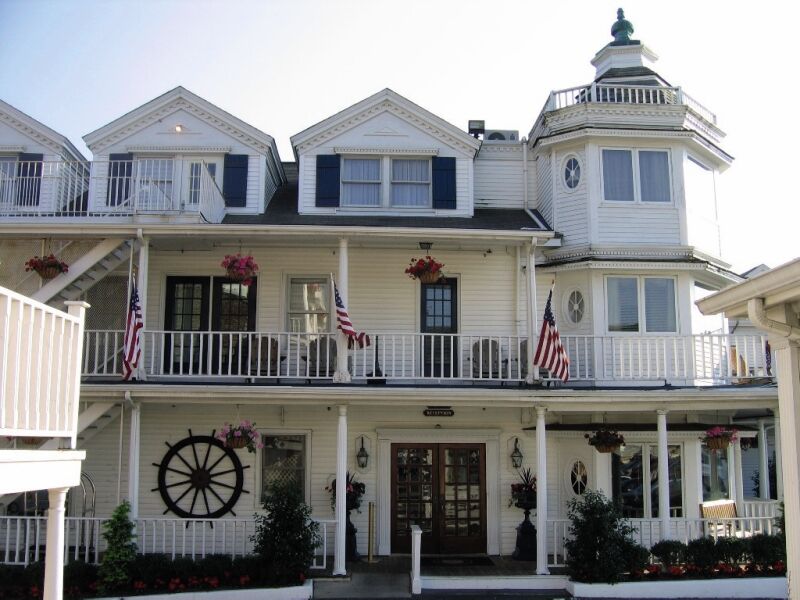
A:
703 426 738 450
215 420 263 453
24 254 69 280
326 472 365 560
220 254 258 286
585 429 625 453
509 467 537 561
404 255 444 284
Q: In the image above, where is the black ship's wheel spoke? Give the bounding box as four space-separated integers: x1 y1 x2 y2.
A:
155 430 249 520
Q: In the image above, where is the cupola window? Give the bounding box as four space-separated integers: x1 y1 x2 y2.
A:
564 157 581 189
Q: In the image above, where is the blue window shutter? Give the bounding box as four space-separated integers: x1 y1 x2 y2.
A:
432 156 456 209
17 153 43 207
223 154 249 208
315 155 340 207
107 153 133 206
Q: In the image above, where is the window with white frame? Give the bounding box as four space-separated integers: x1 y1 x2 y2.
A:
607 276 677 333
261 434 307 500
287 277 330 333
0 157 16 204
612 443 683 518
341 158 381 206
391 158 430 207
602 148 671 203
188 160 218 204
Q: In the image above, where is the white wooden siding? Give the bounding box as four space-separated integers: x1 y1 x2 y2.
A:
535 154 553 226
553 149 589 246
473 152 524 209
595 205 681 245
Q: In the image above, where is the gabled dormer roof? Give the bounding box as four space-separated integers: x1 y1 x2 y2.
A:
290 88 481 159
83 87 282 171
0 99 86 161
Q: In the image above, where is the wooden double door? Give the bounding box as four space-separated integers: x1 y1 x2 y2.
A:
391 443 486 554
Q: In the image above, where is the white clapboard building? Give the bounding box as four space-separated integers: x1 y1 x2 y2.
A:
0 10 783 591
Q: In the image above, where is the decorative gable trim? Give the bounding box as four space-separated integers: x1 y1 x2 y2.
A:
292 90 481 157
86 99 273 154
125 145 232 153
333 146 440 155
0 102 85 161
0 145 26 152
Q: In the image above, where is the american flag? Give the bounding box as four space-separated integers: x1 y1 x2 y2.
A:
533 287 570 383
333 278 370 349
122 282 143 380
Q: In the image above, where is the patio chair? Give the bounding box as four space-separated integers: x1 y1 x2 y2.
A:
471 339 503 379
250 336 280 377
308 337 337 378
700 499 739 538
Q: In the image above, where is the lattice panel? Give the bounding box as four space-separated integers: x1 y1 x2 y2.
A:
84 276 127 330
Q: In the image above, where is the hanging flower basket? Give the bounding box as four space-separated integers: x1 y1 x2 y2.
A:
220 254 259 286
25 254 69 280
703 426 737 451
215 420 263 453
405 255 444 283
509 467 537 510
585 430 625 453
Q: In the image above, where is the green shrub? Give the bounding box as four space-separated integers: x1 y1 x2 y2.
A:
564 490 643 583
686 537 717 571
98 500 137 593
252 480 320 586
64 560 99 599
775 502 785 539
749 534 786 567
651 540 687 569
715 537 749 566
623 542 651 575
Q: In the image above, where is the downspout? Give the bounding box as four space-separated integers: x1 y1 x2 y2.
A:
522 137 529 211
747 298 800 341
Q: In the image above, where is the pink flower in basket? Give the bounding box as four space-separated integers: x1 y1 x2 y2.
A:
216 420 263 453
220 254 259 286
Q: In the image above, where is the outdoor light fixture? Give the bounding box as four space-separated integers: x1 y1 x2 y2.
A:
510 437 523 469
174 124 183 133
356 436 369 469
418 241 433 251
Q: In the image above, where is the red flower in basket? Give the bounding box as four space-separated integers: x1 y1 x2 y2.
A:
220 254 259 286
404 255 444 284
24 254 69 279
703 426 737 450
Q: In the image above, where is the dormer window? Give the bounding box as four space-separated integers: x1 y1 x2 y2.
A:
601 148 671 203
342 158 381 207
391 159 430 207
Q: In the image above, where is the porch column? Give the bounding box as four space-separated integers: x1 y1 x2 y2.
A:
733 438 745 512
774 415 784 500
333 405 348 575
535 407 549 575
758 419 771 500
43 486 69 600
127 401 141 518
334 238 351 383
772 339 800 600
657 410 670 539
525 240 539 383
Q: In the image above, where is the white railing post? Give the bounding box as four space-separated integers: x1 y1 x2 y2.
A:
525 240 538 383
410 524 422 594
758 419 771 500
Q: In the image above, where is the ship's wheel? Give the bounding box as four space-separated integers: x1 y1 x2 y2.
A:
152 429 249 519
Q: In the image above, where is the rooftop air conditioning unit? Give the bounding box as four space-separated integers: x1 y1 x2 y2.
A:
484 129 519 142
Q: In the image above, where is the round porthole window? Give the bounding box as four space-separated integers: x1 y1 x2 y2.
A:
570 460 588 495
565 290 585 324
564 157 581 190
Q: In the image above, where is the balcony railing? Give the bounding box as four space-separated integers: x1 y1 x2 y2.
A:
1 287 86 446
82 330 773 386
0 159 226 222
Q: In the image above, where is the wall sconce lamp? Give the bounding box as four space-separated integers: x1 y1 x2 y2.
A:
418 241 433 251
174 124 184 133
510 437 523 469
356 436 369 470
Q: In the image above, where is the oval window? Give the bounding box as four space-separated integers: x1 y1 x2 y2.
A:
566 290 585 324
570 460 588 495
564 157 581 189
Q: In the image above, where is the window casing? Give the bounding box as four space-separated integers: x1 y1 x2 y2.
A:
261 434 308 501
340 156 432 209
702 446 729 501
0 156 16 204
606 276 677 333
287 277 330 333
601 148 671 203
612 443 683 518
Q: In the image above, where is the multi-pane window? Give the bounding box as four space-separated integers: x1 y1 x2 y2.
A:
702 446 729 501
188 162 217 204
341 158 381 206
262 434 307 500
613 443 683 518
602 148 671 203
0 157 15 204
288 278 330 333
391 159 430 207
607 276 677 333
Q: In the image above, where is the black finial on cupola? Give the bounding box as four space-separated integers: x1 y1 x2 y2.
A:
610 8 635 45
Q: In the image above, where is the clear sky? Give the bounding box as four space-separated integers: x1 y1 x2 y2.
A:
0 0 796 274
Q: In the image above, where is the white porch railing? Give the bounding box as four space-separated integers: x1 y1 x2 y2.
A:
1 287 86 446
0 516 333 569
743 499 781 518
0 161 90 217
546 515 776 567
82 330 773 386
